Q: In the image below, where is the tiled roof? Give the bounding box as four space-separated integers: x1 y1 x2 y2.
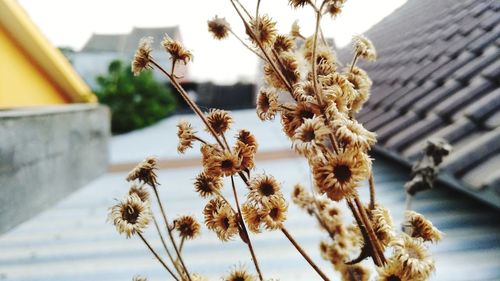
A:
340 0 500 207
81 26 179 54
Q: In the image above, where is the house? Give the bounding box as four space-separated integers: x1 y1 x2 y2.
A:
0 0 95 108
72 26 188 89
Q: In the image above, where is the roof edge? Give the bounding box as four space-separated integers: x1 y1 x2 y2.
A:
0 0 96 103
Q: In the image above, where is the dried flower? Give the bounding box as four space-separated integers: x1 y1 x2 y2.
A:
223 266 255 281
405 211 442 243
201 144 222 167
312 149 371 201
132 275 148 281
248 15 277 46
293 81 317 102
324 84 349 115
256 88 279 121
377 261 406 281
273 34 295 53
353 35 377 61
206 109 233 135
291 183 314 210
131 37 153 76
127 156 160 188
287 101 322 136
234 141 256 171
260 197 288 230
208 15 230 40
177 120 197 153
128 184 150 203
109 194 151 238
340 264 370 281
264 52 300 89
204 149 241 177
162 35 193 64
326 0 346 17
391 234 435 280
334 118 377 150
236 129 258 150
204 198 238 241
319 72 356 105
290 20 302 39
194 172 223 198
174 215 201 240
293 116 329 155
288 0 310 8
248 174 282 204
242 202 264 233
370 204 395 246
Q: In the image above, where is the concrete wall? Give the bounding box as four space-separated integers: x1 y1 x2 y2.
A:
0 104 110 234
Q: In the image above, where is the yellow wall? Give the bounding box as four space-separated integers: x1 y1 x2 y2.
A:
0 26 67 107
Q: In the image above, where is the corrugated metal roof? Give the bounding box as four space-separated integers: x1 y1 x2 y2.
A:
0 154 499 281
339 0 500 207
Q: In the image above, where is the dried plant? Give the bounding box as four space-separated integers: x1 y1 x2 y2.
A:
108 1 443 280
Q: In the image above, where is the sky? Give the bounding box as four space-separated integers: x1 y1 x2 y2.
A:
17 0 406 84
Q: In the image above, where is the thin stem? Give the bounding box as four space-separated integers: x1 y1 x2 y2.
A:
171 60 177 76
138 232 180 281
193 136 208 144
405 194 413 211
152 186 193 281
229 29 265 60
179 236 186 253
350 53 359 72
152 213 183 276
234 0 253 19
255 0 261 20
230 176 264 281
281 227 331 281
369 173 376 210
346 197 382 266
353 195 386 265
311 2 327 106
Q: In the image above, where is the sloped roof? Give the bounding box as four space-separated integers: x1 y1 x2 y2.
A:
340 0 500 207
81 26 179 54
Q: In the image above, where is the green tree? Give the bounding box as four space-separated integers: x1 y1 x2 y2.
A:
95 60 176 134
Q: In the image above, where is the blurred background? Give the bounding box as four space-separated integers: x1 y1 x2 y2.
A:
0 0 499 280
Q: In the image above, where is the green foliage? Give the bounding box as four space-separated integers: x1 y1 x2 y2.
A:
95 60 177 134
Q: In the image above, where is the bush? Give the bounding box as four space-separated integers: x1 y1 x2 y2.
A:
95 60 176 134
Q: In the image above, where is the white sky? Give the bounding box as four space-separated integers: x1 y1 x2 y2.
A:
17 0 406 84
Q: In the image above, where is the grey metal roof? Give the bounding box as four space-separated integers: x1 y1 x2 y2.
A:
80 26 180 54
339 0 500 207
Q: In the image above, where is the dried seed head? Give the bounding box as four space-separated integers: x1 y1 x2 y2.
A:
208 15 230 40
264 52 300 89
109 194 151 238
201 144 222 167
370 204 395 246
324 84 349 116
177 120 197 153
206 109 233 135
128 184 150 203
288 101 322 133
204 149 241 177
290 20 302 38
319 72 356 105
162 35 193 64
341 264 371 281
132 37 153 76
292 116 329 155
405 211 442 243
194 172 223 198
293 81 317 102
288 0 310 8
236 129 258 150
291 183 314 210
260 197 288 230
223 266 255 281
273 34 295 54
234 141 256 171
204 198 238 241
344 69 372 114
174 215 201 240
353 35 377 61
326 0 346 17
312 149 371 201
242 202 264 233
248 174 282 204
333 118 377 150
377 261 405 281
391 234 435 280
132 275 148 281
248 15 277 46
256 88 279 120
126 156 160 188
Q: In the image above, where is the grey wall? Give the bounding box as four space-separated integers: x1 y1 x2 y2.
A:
0 104 110 234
